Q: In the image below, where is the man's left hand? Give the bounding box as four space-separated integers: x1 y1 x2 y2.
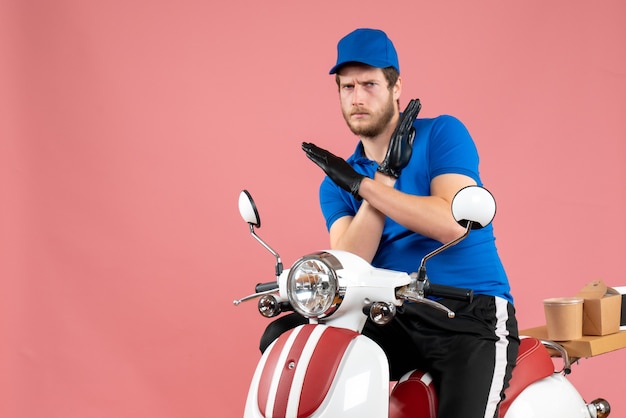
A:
377 98 421 178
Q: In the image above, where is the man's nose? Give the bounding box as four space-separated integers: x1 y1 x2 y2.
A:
352 85 364 106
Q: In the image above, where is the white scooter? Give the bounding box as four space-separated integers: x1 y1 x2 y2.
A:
234 186 611 418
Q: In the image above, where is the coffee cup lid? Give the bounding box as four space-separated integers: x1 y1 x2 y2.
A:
543 297 583 306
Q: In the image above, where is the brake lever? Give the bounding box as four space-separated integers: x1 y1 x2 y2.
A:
233 288 279 306
396 285 456 318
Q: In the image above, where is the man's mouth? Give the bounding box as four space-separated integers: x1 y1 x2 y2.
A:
351 110 369 118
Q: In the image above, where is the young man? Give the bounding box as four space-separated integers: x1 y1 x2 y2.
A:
261 28 519 418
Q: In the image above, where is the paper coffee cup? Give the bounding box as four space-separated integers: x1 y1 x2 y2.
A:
543 297 583 341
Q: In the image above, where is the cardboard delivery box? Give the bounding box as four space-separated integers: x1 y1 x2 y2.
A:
576 280 621 336
613 286 626 330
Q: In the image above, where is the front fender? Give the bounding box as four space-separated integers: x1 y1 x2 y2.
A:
244 324 389 417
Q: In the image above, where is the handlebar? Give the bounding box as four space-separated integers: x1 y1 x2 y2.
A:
255 282 279 293
397 278 474 318
425 283 474 302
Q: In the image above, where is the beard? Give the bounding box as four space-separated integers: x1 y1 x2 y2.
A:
343 94 396 139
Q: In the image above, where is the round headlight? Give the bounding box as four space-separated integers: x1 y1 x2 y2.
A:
287 253 343 318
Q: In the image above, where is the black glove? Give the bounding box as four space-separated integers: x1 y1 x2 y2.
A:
302 142 365 199
377 98 421 178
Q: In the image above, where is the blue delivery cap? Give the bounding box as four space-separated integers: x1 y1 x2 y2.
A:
329 28 399 74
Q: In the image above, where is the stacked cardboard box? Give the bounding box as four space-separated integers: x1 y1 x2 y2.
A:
576 280 622 336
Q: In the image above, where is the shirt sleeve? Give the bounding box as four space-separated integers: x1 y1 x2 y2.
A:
428 115 481 184
319 176 359 232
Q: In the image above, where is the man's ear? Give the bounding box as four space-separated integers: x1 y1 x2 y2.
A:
393 76 402 102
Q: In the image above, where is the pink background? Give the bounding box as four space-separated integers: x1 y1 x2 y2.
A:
2 1 625 417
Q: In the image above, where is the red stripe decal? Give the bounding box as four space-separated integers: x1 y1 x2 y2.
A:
297 327 360 416
257 327 291 416
271 325 317 417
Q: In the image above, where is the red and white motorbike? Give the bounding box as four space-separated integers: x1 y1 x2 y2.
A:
234 186 611 418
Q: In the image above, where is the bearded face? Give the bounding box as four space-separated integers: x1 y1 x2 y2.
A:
337 65 399 140
342 91 396 139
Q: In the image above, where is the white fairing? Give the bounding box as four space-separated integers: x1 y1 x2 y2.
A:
505 373 592 418
244 326 389 417
278 250 410 331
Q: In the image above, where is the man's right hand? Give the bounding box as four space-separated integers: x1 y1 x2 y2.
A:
302 142 365 199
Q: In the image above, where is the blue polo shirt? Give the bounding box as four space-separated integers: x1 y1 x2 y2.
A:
318 115 513 303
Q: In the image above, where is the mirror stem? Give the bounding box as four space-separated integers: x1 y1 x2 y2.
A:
249 225 283 277
417 221 473 281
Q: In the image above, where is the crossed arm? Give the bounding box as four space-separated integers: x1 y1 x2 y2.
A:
328 172 476 264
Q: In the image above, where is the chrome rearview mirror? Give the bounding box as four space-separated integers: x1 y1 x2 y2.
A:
451 185 496 229
238 189 283 279
414 185 497 286
238 190 261 227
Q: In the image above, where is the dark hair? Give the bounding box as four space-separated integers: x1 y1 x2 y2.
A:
335 66 400 90
381 67 399 88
